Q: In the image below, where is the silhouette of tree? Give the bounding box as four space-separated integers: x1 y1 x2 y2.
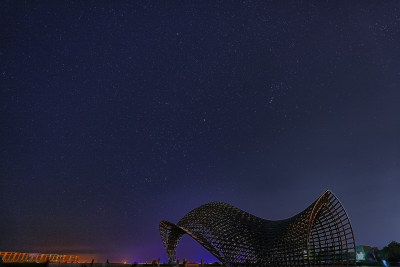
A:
379 241 400 264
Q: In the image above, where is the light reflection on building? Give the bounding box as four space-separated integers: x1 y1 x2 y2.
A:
0 252 79 263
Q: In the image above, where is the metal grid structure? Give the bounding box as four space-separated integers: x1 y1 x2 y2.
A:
159 190 355 266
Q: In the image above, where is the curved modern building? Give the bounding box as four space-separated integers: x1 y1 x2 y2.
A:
159 190 355 266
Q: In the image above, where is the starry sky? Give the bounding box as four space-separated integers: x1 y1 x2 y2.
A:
1 0 400 263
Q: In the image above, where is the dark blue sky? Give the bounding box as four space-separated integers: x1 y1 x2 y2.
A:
1 0 399 263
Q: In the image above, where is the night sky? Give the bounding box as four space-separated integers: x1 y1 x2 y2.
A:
1 0 400 263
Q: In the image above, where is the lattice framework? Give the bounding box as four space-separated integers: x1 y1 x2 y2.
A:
160 190 355 266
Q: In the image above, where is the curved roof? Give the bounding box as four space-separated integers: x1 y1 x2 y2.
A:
160 190 355 266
